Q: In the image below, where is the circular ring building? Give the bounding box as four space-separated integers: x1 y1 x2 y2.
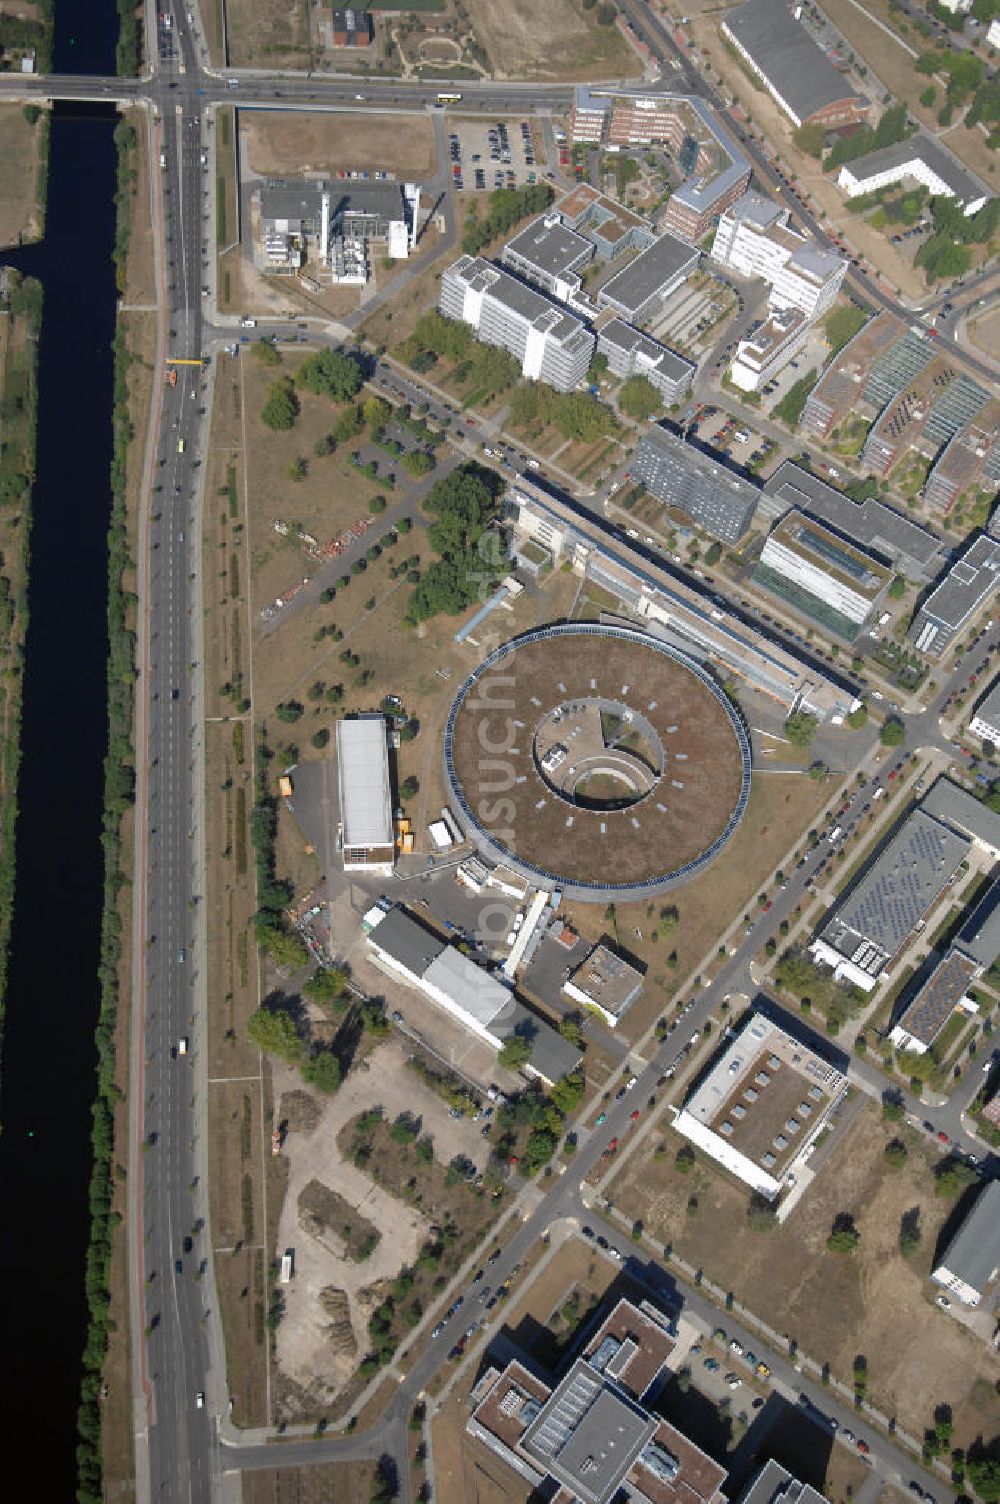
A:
443 623 752 901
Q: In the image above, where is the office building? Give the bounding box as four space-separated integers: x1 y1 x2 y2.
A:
923 400 1000 516
730 307 810 393
838 134 989 217
931 1182 1000 1306
501 213 595 303
568 89 751 243
336 716 394 874
469 1294 729 1504
969 678 1000 746
922 776 1000 861
673 1011 845 1199
711 192 847 319
810 808 971 991
330 7 373 45
596 319 695 404
800 312 908 439
761 460 943 583
630 424 759 543
365 905 580 1086
888 949 980 1055
739 1461 830 1504
556 182 655 259
439 255 594 392
596 232 700 323
755 510 893 638
721 0 868 128
910 533 1000 658
563 943 644 1028
862 366 991 478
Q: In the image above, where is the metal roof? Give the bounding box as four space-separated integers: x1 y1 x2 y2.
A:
923 775 1000 852
918 534 1000 632
366 906 446 977
723 0 862 120
521 1359 656 1504
820 809 970 969
336 717 393 850
422 947 512 1029
956 871 1000 969
935 1181 1000 1294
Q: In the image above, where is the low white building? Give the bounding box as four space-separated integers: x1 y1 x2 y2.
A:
336 716 394 874
730 306 810 394
968 677 1000 747
989 17 1000 47
711 192 846 319
931 1182 1000 1307
673 1012 845 1199
562 942 644 1028
838 135 989 217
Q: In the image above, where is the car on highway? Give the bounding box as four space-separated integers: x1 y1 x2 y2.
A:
607 1137 619 1151
596 1112 606 1125
175 1259 183 1275
195 1392 204 1409
629 1109 640 1122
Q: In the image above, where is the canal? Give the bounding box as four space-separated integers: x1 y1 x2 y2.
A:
0 0 122 1494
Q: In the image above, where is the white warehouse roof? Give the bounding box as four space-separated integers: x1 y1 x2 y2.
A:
336 716 393 850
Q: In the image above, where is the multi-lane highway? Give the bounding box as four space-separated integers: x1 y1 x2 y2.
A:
8 2 997 1500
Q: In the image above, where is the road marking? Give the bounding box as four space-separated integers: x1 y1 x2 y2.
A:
207 1075 263 1084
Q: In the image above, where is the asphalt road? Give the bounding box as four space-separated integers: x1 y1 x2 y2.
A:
9 3 997 1500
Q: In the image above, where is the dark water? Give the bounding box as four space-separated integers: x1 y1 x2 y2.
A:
0 0 122 1493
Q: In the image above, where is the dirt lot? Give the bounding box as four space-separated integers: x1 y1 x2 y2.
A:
968 305 1000 362
242 110 436 180
225 0 310 67
243 1461 376 1504
609 1103 1000 1446
270 1037 505 1417
0 104 44 247
466 0 640 81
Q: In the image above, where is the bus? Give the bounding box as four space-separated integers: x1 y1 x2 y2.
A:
435 91 462 105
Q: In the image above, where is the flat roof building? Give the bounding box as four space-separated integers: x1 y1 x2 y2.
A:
563 942 644 1027
439 254 594 393
712 192 847 319
969 678 1000 747
721 0 868 128
739 1460 831 1504
468 1294 729 1504
568 90 751 243
800 311 910 439
336 716 394 874
761 461 944 583
596 232 700 323
932 1181 1000 1306
838 134 989 217
507 475 860 724
596 318 695 405
502 213 595 303
366 904 581 1085
922 775 1000 860
256 178 413 274
630 424 760 543
754 509 894 640
330 7 373 45
673 1010 846 1198
888 949 980 1055
810 808 971 991
910 533 1000 659
557 181 655 260
730 307 811 395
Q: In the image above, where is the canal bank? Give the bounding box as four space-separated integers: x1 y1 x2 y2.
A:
0 0 122 1497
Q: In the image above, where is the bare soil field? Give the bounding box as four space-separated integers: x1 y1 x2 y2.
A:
466 0 640 81
0 104 44 247
226 0 310 68
968 305 1000 361
243 1461 376 1504
242 110 436 180
269 1037 508 1418
609 1103 1000 1446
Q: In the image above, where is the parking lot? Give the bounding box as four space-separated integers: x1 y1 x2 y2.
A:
447 115 544 194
